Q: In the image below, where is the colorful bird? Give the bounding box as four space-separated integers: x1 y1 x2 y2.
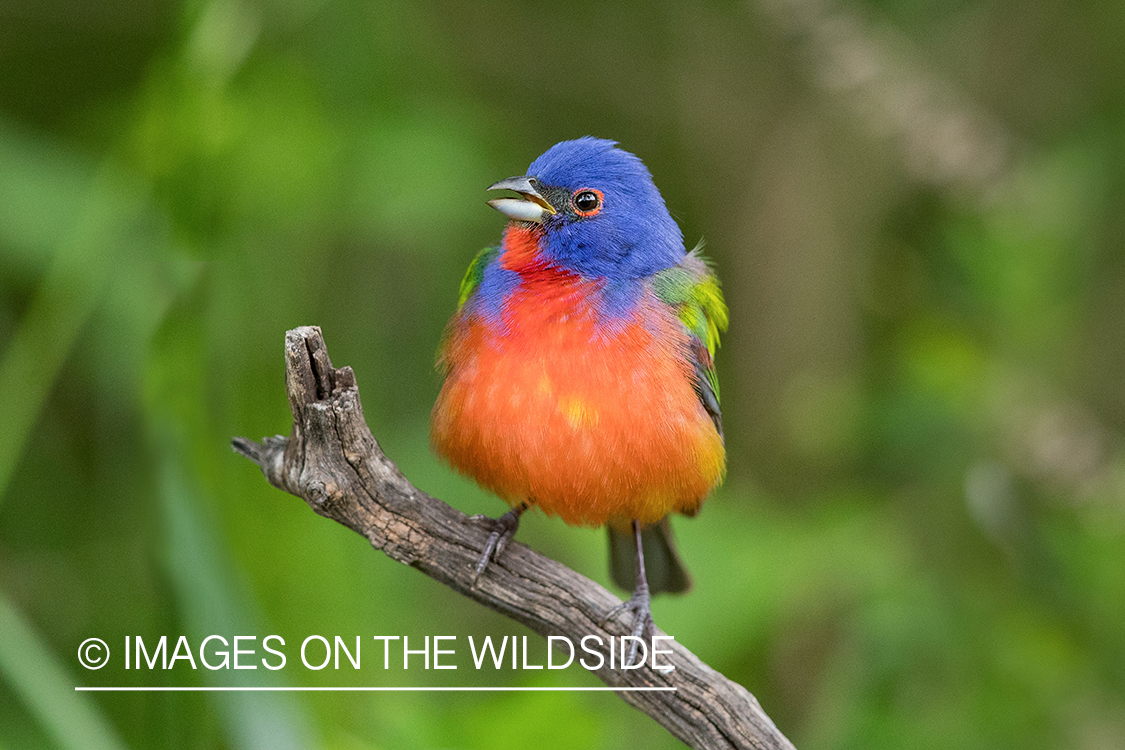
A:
431 137 728 647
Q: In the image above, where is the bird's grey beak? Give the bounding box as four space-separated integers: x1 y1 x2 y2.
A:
486 176 556 223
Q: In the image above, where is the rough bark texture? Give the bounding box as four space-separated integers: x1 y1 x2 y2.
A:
232 326 795 750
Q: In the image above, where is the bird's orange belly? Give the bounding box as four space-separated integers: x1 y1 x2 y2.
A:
431 303 725 527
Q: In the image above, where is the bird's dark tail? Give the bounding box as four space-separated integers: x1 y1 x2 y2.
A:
607 517 692 595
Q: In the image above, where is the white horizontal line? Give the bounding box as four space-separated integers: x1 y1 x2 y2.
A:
75 686 675 692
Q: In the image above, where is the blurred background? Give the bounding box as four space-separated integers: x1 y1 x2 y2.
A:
1 0 1123 747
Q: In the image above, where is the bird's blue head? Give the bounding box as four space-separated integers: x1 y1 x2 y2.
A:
487 137 685 279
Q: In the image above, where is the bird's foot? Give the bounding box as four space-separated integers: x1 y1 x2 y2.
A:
470 504 526 585
600 519 655 667
600 585 655 667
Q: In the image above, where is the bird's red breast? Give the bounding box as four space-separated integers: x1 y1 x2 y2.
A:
431 227 725 528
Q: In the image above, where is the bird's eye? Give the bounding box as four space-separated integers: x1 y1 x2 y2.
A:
572 188 603 216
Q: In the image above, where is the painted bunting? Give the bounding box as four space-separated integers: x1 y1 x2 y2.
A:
431 137 727 644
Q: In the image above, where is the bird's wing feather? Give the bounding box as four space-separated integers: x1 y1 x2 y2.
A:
652 248 728 437
457 245 501 309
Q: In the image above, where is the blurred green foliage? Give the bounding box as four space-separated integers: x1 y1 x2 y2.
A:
2 0 1124 748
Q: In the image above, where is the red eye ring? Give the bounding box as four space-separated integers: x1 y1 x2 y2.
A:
572 188 603 216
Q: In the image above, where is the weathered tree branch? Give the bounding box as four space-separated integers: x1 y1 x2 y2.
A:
232 326 795 750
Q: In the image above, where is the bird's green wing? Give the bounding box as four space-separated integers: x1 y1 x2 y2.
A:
652 248 729 435
457 246 501 309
